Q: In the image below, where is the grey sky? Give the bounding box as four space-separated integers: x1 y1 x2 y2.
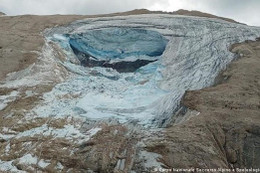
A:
0 0 259 26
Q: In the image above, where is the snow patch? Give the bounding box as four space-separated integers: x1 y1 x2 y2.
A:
55 162 64 170
0 90 19 111
25 90 34 97
0 103 7 111
18 154 37 165
5 143 10 154
38 159 50 168
0 160 25 173
0 133 15 141
14 124 101 144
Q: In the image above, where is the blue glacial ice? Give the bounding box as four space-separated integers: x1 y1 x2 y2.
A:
64 28 168 73
68 28 168 60
37 14 260 126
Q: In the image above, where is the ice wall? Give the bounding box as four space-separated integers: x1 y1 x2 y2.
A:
69 28 168 60
67 28 168 72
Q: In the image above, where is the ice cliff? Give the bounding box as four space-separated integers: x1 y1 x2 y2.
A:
39 14 260 127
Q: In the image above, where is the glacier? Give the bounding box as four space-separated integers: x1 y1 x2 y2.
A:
68 28 168 59
67 28 168 72
34 14 260 127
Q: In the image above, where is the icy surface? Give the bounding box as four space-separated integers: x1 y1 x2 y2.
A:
15 124 101 144
5 143 10 154
0 91 19 111
68 28 168 60
0 133 15 141
33 14 260 126
55 162 64 170
18 154 37 165
38 159 50 168
0 160 25 173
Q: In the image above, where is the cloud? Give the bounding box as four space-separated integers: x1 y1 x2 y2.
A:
0 0 259 26
147 0 260 26
0 0 152 15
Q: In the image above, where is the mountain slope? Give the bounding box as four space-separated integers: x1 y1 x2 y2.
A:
147 39 260 168
0 9 259 172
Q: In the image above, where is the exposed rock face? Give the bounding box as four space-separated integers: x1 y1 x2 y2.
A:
0 12 5 16
0 9 259 172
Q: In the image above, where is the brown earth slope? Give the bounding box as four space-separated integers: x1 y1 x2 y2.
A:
0 14 85 80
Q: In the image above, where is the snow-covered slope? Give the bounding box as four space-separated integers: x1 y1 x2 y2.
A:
38 14 260 127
